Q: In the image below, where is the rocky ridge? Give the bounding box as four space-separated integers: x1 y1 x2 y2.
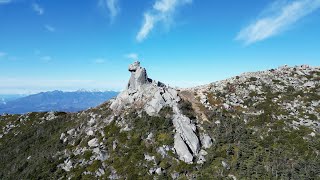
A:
189 65 320 132
0 63 319 179
110 61 211 163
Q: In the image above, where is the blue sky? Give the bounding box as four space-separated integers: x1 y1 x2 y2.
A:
0 0 320 94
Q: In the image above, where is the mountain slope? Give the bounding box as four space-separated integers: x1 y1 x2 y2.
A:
0 94 26 105
0 63 319 179
0 90 118 114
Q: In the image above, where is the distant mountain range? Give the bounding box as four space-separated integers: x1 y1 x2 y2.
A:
0 90 118 114
0 94 27 105
0 98 5 105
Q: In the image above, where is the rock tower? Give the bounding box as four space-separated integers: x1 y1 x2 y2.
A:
110 61 212 164
127 61 150 91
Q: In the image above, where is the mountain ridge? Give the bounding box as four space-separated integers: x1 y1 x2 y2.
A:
0 62 319 179
0 90 119 114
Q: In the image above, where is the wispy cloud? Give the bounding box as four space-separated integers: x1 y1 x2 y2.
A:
125 53 139 60
136 0 192 42
236 0 320 45
98 0 120 22
0 0 11 5
44 25 55 32
0 51 7 58
32 3 44 15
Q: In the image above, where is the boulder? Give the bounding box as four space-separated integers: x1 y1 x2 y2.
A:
88 138 99 147
174 134 193 163
60 133 66 140
61 159 73 172
155 168 162 175
67 128 75 136
171 172 180 179
172 114 200 155
86 130 94 136
201 134 213 149
144 154 155 161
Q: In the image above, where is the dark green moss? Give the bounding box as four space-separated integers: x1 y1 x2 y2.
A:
249 77 258 81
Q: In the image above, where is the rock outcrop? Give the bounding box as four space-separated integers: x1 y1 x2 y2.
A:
110 61 202 163
127 61 150 91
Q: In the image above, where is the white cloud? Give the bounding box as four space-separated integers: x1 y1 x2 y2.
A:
136 0 192 42
125 53 139 60
98 0 120 22
44 25 55 32
94 58 106 64
0 51 7 58
137 14 156 42
32 3 44 15
0 0 11 5
236 0 320 45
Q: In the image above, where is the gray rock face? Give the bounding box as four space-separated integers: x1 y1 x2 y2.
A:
144 91 166 115
172 114 200 155
111 61 179 116
88 138 99 147
127 61 150 91
200 134 213 149
174 134 193 163
110 61 202 163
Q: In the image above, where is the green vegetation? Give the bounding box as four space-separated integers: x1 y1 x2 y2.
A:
249 77 258 81
196 111 320 179
101 109 177 178
179 99 196 120
207 92 222 106
83 150 93 161
86 160 102 172
0 112 74 179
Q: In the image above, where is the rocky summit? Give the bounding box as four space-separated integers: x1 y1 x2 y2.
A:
111 61 205 164
0 62 319 179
